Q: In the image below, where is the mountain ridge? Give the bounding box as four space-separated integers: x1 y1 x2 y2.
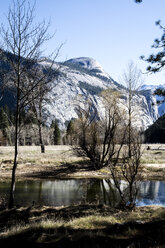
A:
140 84 165 117
43 57 159 129
0 55 160 130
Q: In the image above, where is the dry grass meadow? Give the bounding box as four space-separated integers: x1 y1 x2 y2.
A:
1 144 165 179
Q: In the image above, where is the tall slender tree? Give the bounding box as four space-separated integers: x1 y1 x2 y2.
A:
53 119 61 145
29 66 60 153
121 62 143 158
66 120 75 145
0 0 55 208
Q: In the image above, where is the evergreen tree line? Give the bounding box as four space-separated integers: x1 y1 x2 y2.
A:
0 105 77 145
0 105 69 146
0 105 79 146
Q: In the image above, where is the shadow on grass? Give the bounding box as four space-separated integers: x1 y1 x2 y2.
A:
1 205 165 247
25 160 94 179
0 204 114 231
1 218 165 248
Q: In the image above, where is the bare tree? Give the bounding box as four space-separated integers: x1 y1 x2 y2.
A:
73 89 142 209
74 90 126 170
121 61 143 158
0 0 57 208
30 76 47 153
27 65 60 153
109 131 142 209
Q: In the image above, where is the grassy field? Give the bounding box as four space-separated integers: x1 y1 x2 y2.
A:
141 144 165 164
0 145 86 179
0 145 79 165
1 144 165 180
1 144 165 164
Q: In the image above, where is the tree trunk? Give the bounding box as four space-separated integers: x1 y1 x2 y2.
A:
128 109 132 158
128 89 132 158
38 121 45 153
8 143 18 208
8 102 19 209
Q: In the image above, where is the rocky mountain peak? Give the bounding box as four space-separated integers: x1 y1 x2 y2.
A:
64 57 110 79
0 54 160 130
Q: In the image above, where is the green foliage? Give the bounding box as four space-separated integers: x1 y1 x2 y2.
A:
154 88 165 98
52 120 61 145
66 120 75 145
144 115 165 143
135 0 165 72
141 20 165 73
0 105 13 144
0 106 10 136
66 120 75 136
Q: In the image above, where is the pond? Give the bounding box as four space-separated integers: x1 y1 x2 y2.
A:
0 179 165 207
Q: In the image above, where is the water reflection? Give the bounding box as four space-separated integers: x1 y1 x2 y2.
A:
137 181 165 206
1 179 165 207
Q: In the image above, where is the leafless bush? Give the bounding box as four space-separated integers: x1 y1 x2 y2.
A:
73 90 126 169
73 89 142 209
109 132 142 209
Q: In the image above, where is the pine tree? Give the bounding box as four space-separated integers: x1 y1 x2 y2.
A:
53 120 61 145
66 120 75 145
0 107 9 137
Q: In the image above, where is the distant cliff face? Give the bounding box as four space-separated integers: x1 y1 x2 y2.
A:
140 84 165 117
0 56 160 129
43 57 159 129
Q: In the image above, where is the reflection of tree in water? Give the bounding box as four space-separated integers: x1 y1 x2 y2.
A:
38 181 43 205
14 180 41 206
2 179 164 207
146 181 159 200
137 181 160 201
93 179 139 208
85 180 165 207
86 179 103 204
84 179 122 207
15 179 128 207
40 179 88 206
103 179 121 207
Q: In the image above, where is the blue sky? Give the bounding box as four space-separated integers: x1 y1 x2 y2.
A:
1 0 165 85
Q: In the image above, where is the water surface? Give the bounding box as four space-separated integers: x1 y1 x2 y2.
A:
0 179 165 207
